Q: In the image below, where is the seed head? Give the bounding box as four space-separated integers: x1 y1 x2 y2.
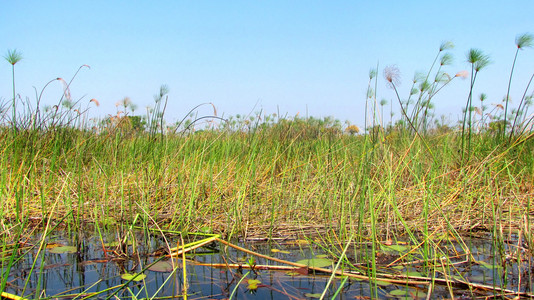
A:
384 65 401 88
57 78 72 101
455 70 469 78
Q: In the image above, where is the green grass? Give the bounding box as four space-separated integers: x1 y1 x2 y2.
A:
2 35 534 298
0 121 531 240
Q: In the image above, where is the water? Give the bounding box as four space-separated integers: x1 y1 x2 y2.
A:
2 229 533 299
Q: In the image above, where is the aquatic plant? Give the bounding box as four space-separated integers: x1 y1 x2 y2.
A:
461 48 491 163
1 36 534 298
504 33 534 141
4 49 22 131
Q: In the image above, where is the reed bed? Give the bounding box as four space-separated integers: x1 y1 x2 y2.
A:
0 121 531 241
2 36 534 298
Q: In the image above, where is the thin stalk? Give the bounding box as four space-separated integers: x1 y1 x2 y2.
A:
509 72 534 142
504 48 521 141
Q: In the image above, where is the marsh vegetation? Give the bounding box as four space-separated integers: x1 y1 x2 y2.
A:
1 35 534 299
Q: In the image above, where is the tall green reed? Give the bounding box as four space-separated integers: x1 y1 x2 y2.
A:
461 48 491 164
505 33 534 141
4 49 23 132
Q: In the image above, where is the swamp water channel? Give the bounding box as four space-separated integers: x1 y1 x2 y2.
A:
2 226 533 299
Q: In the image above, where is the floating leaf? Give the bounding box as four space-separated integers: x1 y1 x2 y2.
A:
148 261 174 272
121 273 146 281
304 293 322 298
49 246 77 254
404 271 422 277
315 254 328 259
296 258 332 268
287 267 308 276
375 280 392 286
389 289 408 296
380 244 409 253
46 243 63 249
410 291 428 299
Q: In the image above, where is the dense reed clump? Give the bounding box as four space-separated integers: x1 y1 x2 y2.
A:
0 109 532 240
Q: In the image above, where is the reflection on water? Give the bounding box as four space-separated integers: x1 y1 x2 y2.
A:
2 230 533 299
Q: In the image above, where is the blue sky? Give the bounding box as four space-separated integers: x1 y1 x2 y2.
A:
2 1 534 127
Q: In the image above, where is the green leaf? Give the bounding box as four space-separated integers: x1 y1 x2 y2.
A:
296 258 332 268
304 293 322 298
247 279 261 290
49 246 77 254
380 244 409 253
404 271 422 277
121 273 147 281
389 289 408 296
375 280 391 286
148 261 174 272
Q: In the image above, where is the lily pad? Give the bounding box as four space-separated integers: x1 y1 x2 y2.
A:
410 291 428 299
404 270 422 277
287 267 308 276
304 293 322 298
49 246 77 254
45 243 63 249
380 244 409 253
389 289 408 296
375 280 392 286
296 258 332 268
469 274 490 282
121 273 146 281
148 261 174 272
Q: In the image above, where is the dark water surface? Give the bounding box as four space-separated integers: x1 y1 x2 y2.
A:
2 229 533 299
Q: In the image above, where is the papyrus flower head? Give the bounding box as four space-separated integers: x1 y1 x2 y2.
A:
384 65 401 88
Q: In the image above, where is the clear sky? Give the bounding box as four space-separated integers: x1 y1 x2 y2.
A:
2 1 534 128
